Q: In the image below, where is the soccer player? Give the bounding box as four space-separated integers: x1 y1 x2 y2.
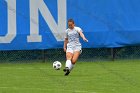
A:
63 19 88 76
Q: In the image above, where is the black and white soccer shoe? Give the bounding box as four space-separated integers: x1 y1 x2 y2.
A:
63 67 70 76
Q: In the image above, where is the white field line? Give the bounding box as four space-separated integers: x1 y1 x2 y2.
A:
0 67 52 70
0 86 95 93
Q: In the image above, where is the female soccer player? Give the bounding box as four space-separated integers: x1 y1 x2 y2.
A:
63 19 88 76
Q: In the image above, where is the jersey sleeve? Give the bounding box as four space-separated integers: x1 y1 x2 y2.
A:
76 27 83 33
65 30 68 39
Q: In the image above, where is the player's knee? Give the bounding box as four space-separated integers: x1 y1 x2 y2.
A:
66 53 72 60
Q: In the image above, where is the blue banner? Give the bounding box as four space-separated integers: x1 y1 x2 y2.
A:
0 0 140 50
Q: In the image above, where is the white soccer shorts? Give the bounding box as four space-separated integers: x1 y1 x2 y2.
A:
66 45 82 54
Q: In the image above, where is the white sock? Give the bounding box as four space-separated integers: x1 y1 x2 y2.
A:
65 60 71 69
69 63 74 71
65 60 75 71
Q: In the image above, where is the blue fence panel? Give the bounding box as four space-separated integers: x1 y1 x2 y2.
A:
0 0 140 50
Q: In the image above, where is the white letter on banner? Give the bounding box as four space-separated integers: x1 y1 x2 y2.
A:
0 0 16 43
28 0 67 42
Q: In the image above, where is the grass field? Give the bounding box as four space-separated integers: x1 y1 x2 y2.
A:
0 60 140 93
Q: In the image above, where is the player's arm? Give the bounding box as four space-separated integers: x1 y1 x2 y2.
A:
64 38 68 52
79 31 88 42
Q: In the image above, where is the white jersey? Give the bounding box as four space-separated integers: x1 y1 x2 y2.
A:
65 26 82 46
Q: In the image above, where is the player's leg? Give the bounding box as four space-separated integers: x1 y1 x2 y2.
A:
66 52 73 60
69 45 82 71
63 52 73 75
65 52 73 69
72 51 80 64
68 51 80 71
65 45 73 69
63 45 74 76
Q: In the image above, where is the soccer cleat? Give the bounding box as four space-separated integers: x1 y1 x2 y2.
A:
65 70 70 76
63 67 69 72
63 67 70 76
63 68 66 72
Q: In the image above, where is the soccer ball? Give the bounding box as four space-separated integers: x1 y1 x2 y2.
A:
53 61 62 70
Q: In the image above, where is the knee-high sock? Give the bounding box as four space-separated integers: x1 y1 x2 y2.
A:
66 60 74 71
66 60 71 69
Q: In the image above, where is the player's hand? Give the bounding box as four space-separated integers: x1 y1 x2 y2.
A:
64 47 67 52
83 38 88 42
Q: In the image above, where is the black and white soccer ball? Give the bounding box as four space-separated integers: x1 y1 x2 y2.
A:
53 61 62 70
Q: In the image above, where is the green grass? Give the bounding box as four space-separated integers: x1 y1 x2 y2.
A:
0 60 140 93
